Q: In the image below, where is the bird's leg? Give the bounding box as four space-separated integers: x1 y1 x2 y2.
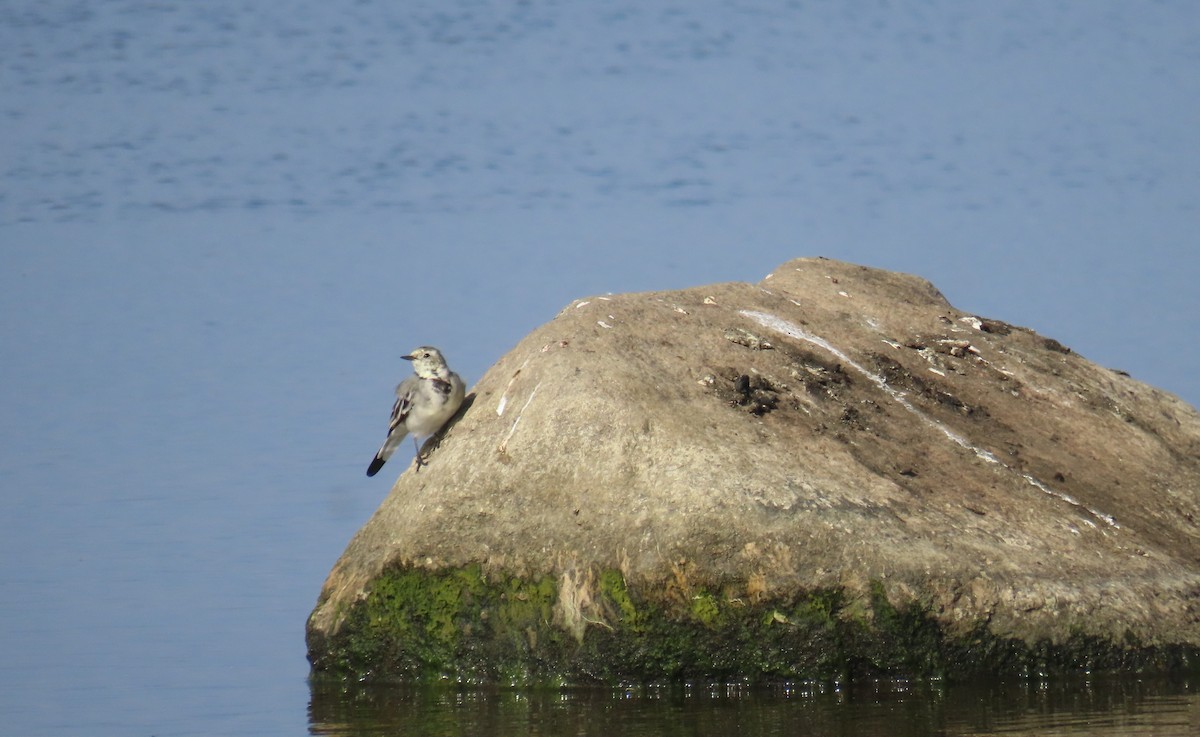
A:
413 436 427 471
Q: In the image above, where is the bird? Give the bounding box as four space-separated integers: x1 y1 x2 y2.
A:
366 346 465 477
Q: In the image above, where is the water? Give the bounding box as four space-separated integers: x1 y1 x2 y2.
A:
306 678 1200 737
2 2 1199 735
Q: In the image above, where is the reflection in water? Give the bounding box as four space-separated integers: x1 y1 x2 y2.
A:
310 675 1200 737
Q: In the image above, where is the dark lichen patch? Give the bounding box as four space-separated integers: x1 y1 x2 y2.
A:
868 352 988 419
1042 337 1072 354
779 348 853 402
978 319 1014 336
307 566 1200 685
718 372 781 416
724 372 782 417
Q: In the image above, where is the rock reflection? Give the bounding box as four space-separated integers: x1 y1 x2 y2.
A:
309 675 1198 737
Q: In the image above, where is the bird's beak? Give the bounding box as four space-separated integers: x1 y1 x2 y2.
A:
401 354 415 361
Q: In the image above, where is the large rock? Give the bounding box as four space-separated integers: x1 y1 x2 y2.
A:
308 258 1200 682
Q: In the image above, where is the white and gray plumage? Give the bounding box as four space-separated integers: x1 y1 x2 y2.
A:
366 346 465 477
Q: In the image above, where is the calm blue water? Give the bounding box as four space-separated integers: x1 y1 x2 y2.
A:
2 2 1199 735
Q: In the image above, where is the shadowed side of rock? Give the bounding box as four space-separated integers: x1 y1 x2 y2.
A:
307 258 1200 683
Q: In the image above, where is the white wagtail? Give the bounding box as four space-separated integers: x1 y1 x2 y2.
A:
366 346 465 476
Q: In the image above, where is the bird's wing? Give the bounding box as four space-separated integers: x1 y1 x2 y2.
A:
366 378 420 476
387 376 420 436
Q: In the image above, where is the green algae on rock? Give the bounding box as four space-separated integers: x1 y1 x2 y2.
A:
308 258 1200 683
308 564 1197 683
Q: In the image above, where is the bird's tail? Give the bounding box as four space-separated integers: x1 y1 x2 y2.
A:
366 431 405 477
365 456 386 477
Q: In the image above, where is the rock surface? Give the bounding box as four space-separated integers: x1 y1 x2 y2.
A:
308 258 1200 682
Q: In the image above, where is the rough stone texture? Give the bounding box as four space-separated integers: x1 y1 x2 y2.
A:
308 258 1200 680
